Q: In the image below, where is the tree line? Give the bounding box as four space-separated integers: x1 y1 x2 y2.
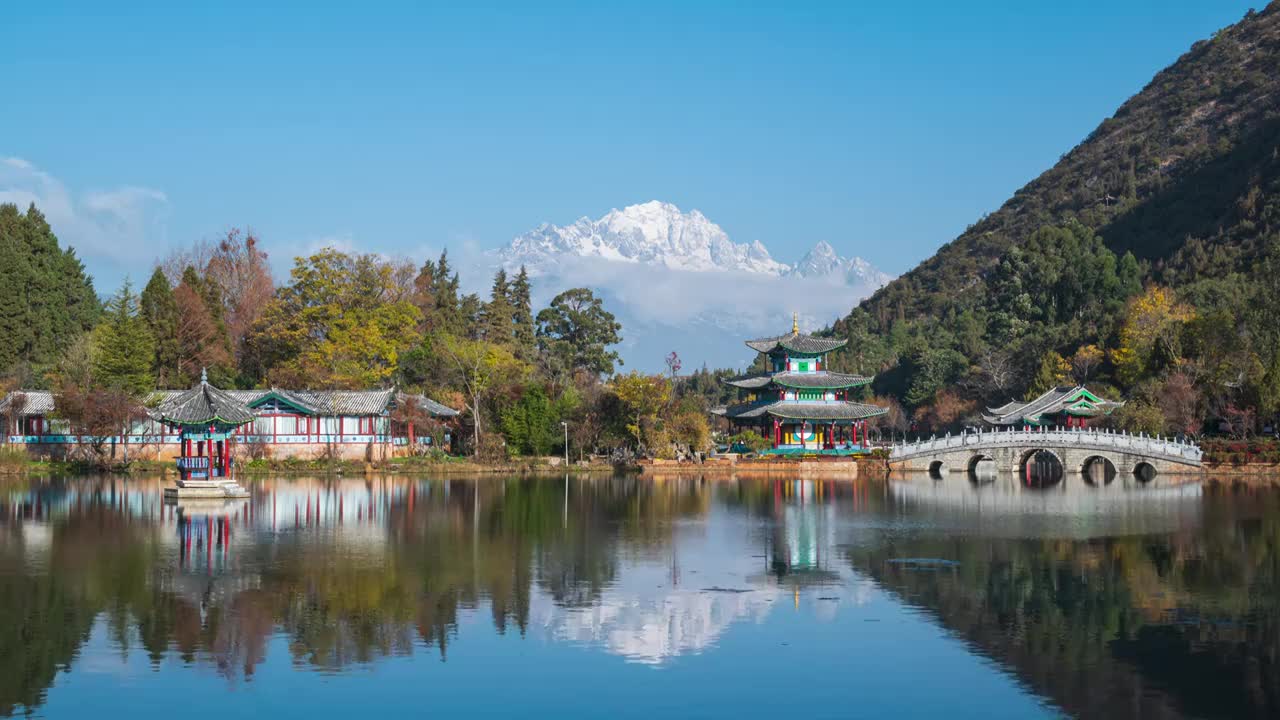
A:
0 202 714 460
830 220 1280 439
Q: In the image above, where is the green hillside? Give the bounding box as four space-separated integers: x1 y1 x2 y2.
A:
832 3 1280 436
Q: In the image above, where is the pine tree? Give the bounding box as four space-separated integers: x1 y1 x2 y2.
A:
510 265 536 360
140 267 181 386
433 250 464 336
92 280 156 395
483 269 514 345
0 203 99 378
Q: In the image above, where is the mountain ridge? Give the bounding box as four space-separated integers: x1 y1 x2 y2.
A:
498 200 892 287
829 2 1280 416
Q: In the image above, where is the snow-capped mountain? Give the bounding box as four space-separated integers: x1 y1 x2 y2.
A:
500 200 888 286
486 201 893 371
789 240 894 288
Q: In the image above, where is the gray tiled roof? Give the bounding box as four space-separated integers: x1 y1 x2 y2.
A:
983 385 1122 425
5 387 459 420
744 332 847 355
0 391 55 416
156 382 256 426
723 371 873 390
720 399 887 421
396 393 461 418
721 373 774 389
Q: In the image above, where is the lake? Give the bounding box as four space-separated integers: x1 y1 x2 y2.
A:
1 472 1276 719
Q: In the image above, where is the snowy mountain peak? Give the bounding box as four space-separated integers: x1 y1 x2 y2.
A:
500 201 889 288
789 240 893 289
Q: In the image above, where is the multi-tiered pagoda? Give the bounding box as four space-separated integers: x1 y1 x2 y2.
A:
716 316 886 454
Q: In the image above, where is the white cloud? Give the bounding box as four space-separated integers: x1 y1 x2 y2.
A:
446 251 876 371
0 157 170 285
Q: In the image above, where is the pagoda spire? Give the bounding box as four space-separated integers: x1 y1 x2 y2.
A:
792 312 799 334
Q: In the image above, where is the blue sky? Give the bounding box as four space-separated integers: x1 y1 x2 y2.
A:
1 0 1261 293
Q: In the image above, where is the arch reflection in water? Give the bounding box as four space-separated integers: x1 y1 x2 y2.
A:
889 473 1203 539
1081 455 1118 486
1021 449 1064 489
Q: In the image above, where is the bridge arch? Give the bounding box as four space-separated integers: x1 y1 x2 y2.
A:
928 460 946 479
1134 461 1157 483
1081 455 1117 486
1019 448 1064 489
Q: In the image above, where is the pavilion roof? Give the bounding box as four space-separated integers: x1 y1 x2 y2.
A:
982 385 1122 426
744 332 846 355
717 399 886 421
156 375 256 427
723 370 872 390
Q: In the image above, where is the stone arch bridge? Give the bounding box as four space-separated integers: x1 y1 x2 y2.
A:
888 427 1203 477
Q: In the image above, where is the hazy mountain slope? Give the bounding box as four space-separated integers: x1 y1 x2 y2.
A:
845 4 1280 331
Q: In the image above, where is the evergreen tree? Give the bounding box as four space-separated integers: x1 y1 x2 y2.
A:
459 293 483 340
0 203 99 378
509 265 536 360
433 250 464 336
140 267 181 386
482 269 514 345
92 281 156 395
535 288 623 376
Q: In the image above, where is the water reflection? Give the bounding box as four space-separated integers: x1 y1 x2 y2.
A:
1 473 1278 719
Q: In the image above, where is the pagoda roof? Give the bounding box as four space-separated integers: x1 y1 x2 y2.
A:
717 399 887 421
983 385 1122 426
723 371 873 390
744 331 846 355
156 375 256 427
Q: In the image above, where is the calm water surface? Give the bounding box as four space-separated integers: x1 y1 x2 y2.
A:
1 472 1276 719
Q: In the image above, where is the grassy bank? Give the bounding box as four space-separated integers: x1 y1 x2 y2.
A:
0 451 623 477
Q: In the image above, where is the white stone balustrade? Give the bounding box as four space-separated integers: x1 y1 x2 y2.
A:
889 426 1202 464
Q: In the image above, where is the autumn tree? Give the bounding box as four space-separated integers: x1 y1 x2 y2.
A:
1069 344 1105 384
1158 371 1203 437
437 334 529 456
611 372 671 450
174 266 233 385
161 228 274 373
247 249 422 388
1026 350 1072 398
1112 286 1194 387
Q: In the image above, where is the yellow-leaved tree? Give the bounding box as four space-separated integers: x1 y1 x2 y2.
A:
1111 286 1194 388
248 249 422 389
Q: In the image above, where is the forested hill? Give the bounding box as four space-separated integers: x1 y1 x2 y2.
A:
831 3 1280 433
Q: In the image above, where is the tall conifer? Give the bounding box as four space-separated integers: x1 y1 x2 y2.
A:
510 265 536 360
140 268 181 386
92 281 155 395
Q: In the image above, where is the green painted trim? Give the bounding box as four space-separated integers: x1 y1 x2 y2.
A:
164 417 253 428
248 390 317 415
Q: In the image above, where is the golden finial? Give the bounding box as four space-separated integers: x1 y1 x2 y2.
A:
792 312 799 334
